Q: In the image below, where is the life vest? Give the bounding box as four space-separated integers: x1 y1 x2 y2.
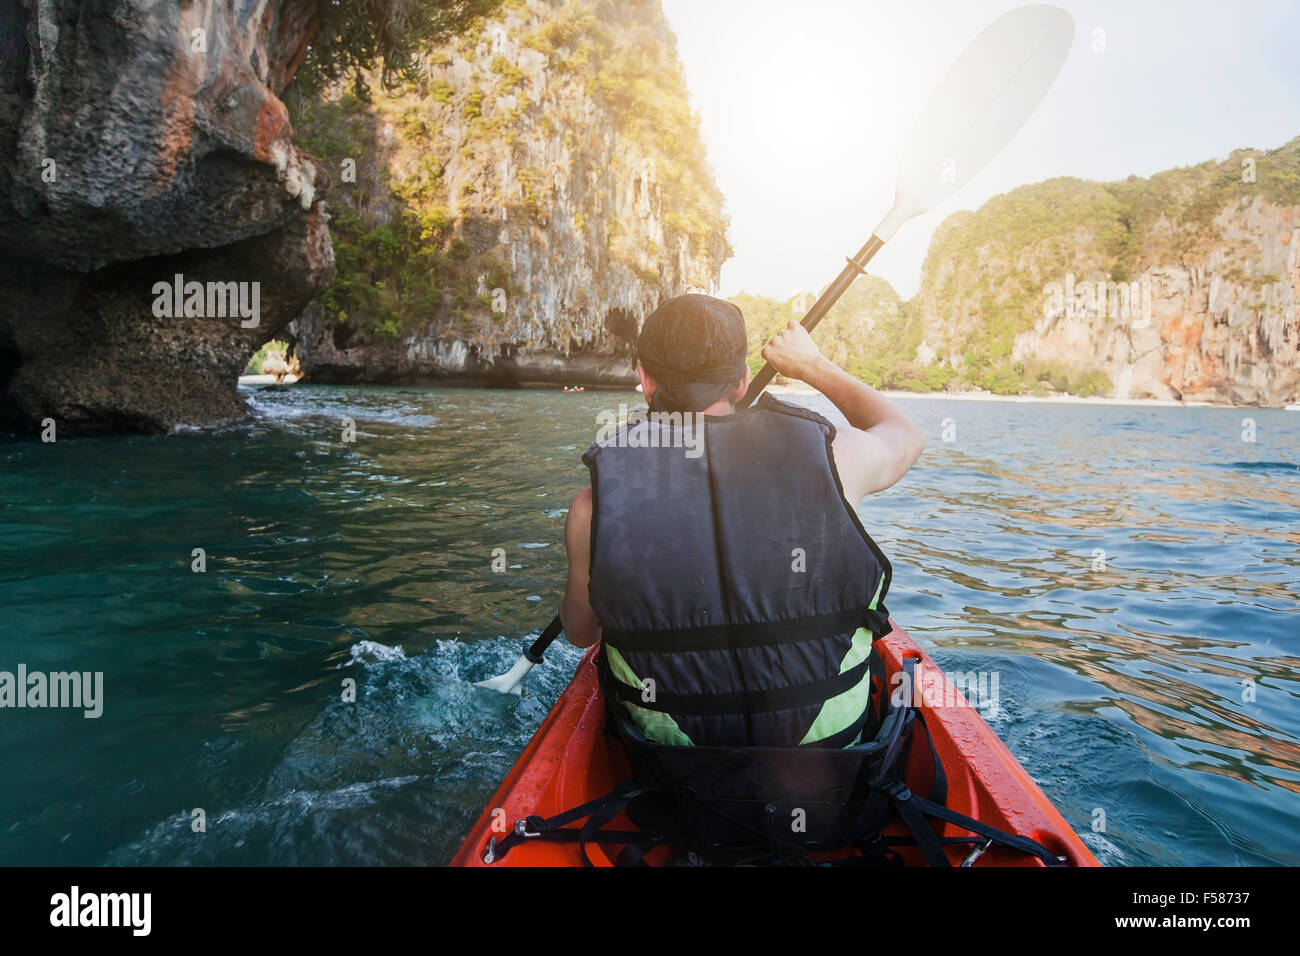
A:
581 392 893 749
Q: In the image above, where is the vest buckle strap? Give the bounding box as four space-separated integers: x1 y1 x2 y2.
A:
602 607 881 654
608 655 874 718
870 777 912 802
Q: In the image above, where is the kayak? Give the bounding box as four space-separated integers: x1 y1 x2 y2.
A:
452 621 1099 867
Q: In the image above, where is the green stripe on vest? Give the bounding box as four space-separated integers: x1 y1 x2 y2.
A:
604 645 695 747
799 627 876 746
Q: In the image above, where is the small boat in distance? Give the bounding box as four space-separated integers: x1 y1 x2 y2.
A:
562 386 585 393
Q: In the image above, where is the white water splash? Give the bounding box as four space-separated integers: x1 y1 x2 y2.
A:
343 640 408 667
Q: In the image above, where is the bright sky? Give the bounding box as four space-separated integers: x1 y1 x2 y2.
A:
658 0 1300 301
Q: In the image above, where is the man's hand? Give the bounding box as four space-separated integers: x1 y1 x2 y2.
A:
763 324 925 501
761 320 825 383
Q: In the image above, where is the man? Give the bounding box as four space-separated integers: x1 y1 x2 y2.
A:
560 294 925 749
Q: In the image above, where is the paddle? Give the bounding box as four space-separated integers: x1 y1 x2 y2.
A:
740 3 1074 408
477 4 1074 695
475 615 563 694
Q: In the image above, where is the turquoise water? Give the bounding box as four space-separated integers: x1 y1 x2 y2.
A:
1 385 1297 865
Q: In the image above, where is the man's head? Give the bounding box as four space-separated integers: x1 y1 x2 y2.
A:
636 294 750 413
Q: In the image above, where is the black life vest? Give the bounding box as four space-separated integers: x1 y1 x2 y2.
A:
582 392 893 749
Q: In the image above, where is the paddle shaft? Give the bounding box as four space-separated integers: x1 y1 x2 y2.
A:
524 615 564 663
738 233 885 410
525 232 886 662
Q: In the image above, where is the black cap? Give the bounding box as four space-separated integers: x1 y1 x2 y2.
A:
636 294 748 386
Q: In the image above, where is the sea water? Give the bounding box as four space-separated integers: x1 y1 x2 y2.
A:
0 385 1296 865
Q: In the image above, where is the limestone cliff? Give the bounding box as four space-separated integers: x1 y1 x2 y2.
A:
909 137 1300 405
286 0 730 386
0 0 334 432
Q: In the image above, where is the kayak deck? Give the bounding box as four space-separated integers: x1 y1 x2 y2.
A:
452 623 1099 867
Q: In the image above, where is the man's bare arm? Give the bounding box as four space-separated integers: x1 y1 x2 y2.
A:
761 321 925 501
560 487 601 648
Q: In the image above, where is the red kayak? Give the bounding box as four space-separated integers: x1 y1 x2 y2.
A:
453 622 1099 867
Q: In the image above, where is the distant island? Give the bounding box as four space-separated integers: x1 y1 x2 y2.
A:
732 136 1300 408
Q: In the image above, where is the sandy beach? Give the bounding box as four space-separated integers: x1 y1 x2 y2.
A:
239 374 302 386
765 383 1285 410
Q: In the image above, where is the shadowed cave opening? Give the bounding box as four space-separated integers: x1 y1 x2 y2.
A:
0 328 20 427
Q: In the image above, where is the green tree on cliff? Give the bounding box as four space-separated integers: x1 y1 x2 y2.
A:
299 0 505 96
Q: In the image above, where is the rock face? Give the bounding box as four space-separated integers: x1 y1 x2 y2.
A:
908 138 1300 405
0 0 333 432
286 0 729 387
1009 198 1299 404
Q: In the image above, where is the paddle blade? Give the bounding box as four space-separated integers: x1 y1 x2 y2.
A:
877 4 1074 239
475 655 534 695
